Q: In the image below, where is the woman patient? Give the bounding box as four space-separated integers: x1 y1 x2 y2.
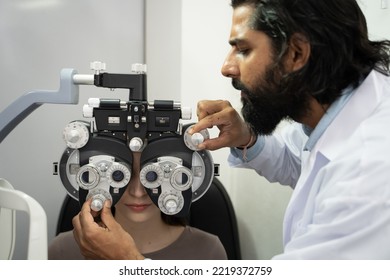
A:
48 152 227 260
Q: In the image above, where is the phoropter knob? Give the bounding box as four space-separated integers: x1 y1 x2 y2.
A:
129 137 144 152
63 121 90 149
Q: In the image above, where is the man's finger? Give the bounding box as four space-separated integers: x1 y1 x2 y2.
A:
99 200 116 230
191 110 230 135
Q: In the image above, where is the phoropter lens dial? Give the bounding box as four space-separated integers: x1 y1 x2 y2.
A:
87 189 112 212
63 121 90 149
76 164 100 190
107 162 131 188
183 124 209 151
170 166 193 191
140 163 164 189
158 192 184 215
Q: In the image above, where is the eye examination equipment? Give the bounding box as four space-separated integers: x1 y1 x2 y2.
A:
0 62 218 217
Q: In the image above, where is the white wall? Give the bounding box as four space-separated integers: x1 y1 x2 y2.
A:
358 0 390 40
146 0 390 259
145 0 181 102
0 0 144 259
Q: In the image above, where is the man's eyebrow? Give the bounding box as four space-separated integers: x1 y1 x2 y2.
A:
229 38 247 46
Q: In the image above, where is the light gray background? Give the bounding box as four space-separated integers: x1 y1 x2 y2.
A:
0 0 144 259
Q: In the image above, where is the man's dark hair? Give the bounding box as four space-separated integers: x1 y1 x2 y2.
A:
231 0 390 105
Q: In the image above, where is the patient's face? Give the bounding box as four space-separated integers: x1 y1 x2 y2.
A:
115 152 161 224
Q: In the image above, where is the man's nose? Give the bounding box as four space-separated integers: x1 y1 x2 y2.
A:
221 50 239 78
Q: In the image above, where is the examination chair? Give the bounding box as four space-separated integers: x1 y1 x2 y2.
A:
55 177 241 260
0 178 48 260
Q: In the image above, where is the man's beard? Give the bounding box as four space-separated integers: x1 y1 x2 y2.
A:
233 64 311 136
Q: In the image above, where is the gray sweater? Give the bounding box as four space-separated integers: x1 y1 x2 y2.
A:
48 226 227 260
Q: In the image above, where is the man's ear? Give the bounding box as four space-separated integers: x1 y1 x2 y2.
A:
284 33 310 72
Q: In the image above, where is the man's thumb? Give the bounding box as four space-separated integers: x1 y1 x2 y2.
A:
100 200 115 227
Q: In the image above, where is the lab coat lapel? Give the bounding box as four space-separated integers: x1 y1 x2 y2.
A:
283 70 385 245
283 150 329 244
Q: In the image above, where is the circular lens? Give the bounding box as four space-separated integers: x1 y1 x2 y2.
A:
80 170 98 185
112 170 124 182
140 163 163 189
175 172 189 185
76 165 100 190
80 171 90 184
107 162 131 189
146 171 158 182
170 167 193 191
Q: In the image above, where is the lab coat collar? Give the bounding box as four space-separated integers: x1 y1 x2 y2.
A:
313 70 389 160
302 85 354 152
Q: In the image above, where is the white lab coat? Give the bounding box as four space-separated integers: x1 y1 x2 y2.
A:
229 70 390 259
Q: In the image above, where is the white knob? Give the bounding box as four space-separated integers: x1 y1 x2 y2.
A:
181 107 192 120
83 104 94 118
88 98 100 108
129 137 143 152
131 63 147 74
63 121 90 149
67 130 80 144
183 125 209 151
91 196 104 212
90 61 106 74
165 199 178 214
191 132 204 146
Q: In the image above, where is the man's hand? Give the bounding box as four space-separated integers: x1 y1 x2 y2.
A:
72 199 144 260
190 100 253 150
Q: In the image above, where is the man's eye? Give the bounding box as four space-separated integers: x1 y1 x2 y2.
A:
237 48 249 55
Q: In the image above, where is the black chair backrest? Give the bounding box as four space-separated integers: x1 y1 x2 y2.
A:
56 177 241 260
56 194 80 235
188 177 241 259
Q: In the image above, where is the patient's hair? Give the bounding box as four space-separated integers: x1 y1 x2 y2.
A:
162 213 188 227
